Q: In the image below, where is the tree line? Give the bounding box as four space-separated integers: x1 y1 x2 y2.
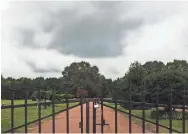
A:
111 60 188 107
1 60 188 104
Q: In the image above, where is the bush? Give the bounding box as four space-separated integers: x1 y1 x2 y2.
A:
120 103 151 110
32 97 36 101
55 94 74 100
31 93 75 101
150 110 188 120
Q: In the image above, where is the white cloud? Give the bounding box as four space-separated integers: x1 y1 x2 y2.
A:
1 1 188 80
125 13 188 62
0 0 10 12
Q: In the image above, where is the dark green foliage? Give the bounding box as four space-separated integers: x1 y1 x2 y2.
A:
119 103 152 110
143 70 188 105
144 70 188 91
150 110 188 120
55 94 75 100
110 60 188 106
61 61 109 97
1 61 110 99
1 59 188 101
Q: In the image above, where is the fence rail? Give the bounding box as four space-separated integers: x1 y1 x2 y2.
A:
3 103 81 133
1 88 188 133
103 103 182 133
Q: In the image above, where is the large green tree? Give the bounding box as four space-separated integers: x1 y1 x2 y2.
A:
61 61 107 97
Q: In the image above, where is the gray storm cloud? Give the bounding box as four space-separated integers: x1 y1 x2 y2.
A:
7 1 143 58
25 61 61 73
2 1 188 79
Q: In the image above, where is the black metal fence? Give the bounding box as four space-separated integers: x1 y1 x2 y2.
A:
1 88 188 133
104 87 188 133
1 88 82 133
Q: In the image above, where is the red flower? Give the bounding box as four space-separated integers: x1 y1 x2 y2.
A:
81 89 87 95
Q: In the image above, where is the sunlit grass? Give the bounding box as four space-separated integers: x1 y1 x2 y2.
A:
1 100 79 133
104 102 188 133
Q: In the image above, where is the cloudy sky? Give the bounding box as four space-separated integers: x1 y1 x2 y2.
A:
1 1 188 79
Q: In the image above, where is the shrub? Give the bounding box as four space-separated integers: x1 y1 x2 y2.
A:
150 110 188 120
120 103 151 110
55 94 74 100
32 97 36 101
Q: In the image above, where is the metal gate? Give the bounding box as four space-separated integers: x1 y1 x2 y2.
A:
1 88 188 133
79 98 109 133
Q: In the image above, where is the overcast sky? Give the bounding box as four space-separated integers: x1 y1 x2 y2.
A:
1 1 188 79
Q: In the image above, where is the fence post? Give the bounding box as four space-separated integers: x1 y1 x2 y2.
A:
66 97 69 133
93 99 96 133
24 89 28 133
169 85 172 133
141 90 145 133
80 97 83 133
114 96 118 133
129 82 132 133
101 96 104 133
156 92 159 133
11 88 15 133
38 88 41 133
86 100 90 133
52 88 55 133
182 88 185 133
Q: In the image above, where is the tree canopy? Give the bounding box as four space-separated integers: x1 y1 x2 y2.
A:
1 59 188 103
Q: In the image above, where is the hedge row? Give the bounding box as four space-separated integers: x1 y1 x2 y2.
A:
150 110 188 120
32 94 75 101
120 104 152 110
55 94 75 100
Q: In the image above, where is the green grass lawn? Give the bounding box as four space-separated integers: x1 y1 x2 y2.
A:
1 100 79 133
105 102 188 133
